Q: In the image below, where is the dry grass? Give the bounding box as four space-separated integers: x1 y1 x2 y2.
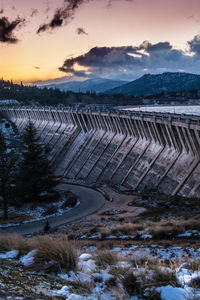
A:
30 235 77 271
151 266 180 287
149 225 185 240
0 234 30 253
128 255 158 270
183 218 200 231
183 259 200 272
96 217 200 241
122 271 141 297
147 218 200 240
111 287 128 300
99 222 146 238
95 250 119 268
189 277 200 288
110 223 145 236
70 280 92 296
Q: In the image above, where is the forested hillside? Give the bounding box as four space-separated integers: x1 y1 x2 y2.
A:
1 79 200 107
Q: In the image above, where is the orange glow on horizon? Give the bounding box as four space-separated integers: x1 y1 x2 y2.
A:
0 0 200 83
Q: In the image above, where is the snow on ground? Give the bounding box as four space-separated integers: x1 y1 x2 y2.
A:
0 99 19 106
20 250 37 266
0 199 80 228
156 285 189 300
110 244 200 261
82 229 200 241
55 246 200 299
0 118 15 138
0 244 200 299
0 250 19 259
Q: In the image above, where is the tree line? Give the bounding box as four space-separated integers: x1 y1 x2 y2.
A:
0 122 58 219
0 79 140 106
1 79 200 108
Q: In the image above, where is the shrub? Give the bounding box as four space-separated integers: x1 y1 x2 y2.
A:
122 272 141 296
61 196 77 209
32 235 77 271
43 219 51 232
42 206 58 216
66 196 77 208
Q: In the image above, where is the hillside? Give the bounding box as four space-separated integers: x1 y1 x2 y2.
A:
106 72 200 95
43 78 128 94
1 78 200 107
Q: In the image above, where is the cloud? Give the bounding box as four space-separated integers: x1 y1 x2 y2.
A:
59 39 199 80
76 27 88 35
188 34 200 56
0 16 25 44
34 66 40 70
31 9 39 17
37 0 135 34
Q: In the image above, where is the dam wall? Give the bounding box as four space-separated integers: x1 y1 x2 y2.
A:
1 107 200 198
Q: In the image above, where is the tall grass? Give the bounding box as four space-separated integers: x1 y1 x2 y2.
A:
32 235 77 271
0 233 77 271
0 234 30 253
96 250 119 267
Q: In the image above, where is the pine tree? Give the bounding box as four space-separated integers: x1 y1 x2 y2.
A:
17 122 58 203
0 130 16 219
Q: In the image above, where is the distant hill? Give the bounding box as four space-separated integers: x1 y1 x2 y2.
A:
43 78 128 94
105 72 200 95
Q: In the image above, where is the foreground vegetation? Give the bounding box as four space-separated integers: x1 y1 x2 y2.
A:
0 232 199 299
0 184 199 298
0 121 58 220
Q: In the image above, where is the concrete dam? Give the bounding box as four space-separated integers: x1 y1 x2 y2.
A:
1 107 200 198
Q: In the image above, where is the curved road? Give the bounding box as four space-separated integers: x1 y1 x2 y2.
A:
0 184 105 235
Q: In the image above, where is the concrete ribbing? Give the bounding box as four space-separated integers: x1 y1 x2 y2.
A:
1 107 200 198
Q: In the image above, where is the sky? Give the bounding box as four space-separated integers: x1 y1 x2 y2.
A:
0 0 200 84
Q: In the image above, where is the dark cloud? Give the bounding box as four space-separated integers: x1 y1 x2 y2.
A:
145 42 172 52
34 66 40 69
37 0 135 34
37 0 86 34
31 9 39 17
0 16 25 44
188 34 200 56
59 40 198 80
107 0 135 8
76 27 88 35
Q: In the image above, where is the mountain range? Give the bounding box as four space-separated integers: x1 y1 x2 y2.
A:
105 72 200 95
43 78 127 94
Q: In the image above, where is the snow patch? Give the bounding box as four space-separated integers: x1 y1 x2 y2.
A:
78 259 97 273
0 250 19 259
79 253 92 261
156 285 189 300
20 250 37 266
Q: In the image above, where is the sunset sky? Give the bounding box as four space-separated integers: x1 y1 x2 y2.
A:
1 0 200 84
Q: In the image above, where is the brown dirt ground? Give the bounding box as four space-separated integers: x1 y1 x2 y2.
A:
85 187 146 222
